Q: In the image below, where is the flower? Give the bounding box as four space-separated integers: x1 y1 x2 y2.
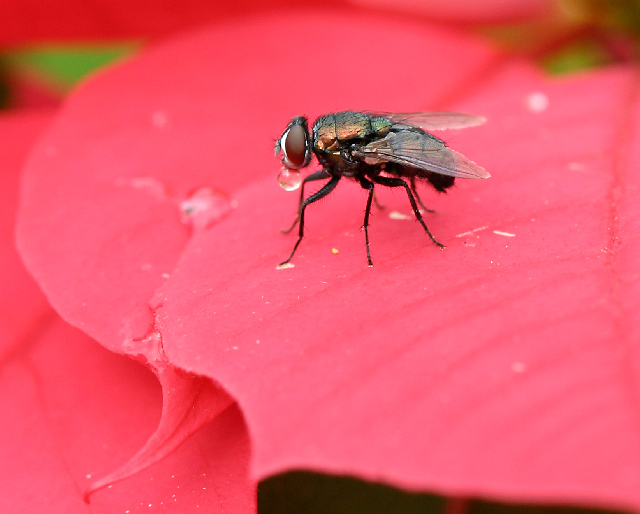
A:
9 4 640 513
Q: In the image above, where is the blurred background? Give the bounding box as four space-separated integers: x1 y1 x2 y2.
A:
2 0 640 111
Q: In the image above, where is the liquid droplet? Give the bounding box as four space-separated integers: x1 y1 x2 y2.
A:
278 167 302 191
180 187 233 230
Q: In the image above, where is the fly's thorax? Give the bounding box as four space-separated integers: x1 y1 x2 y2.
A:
313 111 391 152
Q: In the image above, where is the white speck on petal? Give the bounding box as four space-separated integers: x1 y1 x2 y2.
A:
455 226 488 238
389 211 411 220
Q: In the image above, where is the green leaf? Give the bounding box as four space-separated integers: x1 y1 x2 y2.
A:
4 43 139 90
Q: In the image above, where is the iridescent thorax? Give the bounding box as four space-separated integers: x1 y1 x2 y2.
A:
313 111 392 152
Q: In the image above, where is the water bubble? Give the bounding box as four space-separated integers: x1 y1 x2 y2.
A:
278 167 302 191
180 187 233 230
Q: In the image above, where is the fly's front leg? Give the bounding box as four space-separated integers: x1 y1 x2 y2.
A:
358 177 375 267
279 175 341 266
373 175 445 248
281 169 331 233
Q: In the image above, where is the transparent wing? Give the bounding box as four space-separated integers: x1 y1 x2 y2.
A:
354 130 490 179
371 111 486 131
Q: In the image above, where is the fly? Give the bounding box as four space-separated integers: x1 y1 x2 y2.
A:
274 111 489 267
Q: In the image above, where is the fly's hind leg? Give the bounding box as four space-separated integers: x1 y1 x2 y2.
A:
373 175 445 249
281 170 331 234
373 192 385 210
279 175 341 266
410 176 435 213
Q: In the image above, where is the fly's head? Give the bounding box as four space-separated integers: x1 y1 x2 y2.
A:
275 116 312 191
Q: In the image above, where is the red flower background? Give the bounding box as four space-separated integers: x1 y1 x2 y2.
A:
4 1 640 513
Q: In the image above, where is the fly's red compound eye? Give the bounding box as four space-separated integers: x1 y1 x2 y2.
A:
282 123 308 168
